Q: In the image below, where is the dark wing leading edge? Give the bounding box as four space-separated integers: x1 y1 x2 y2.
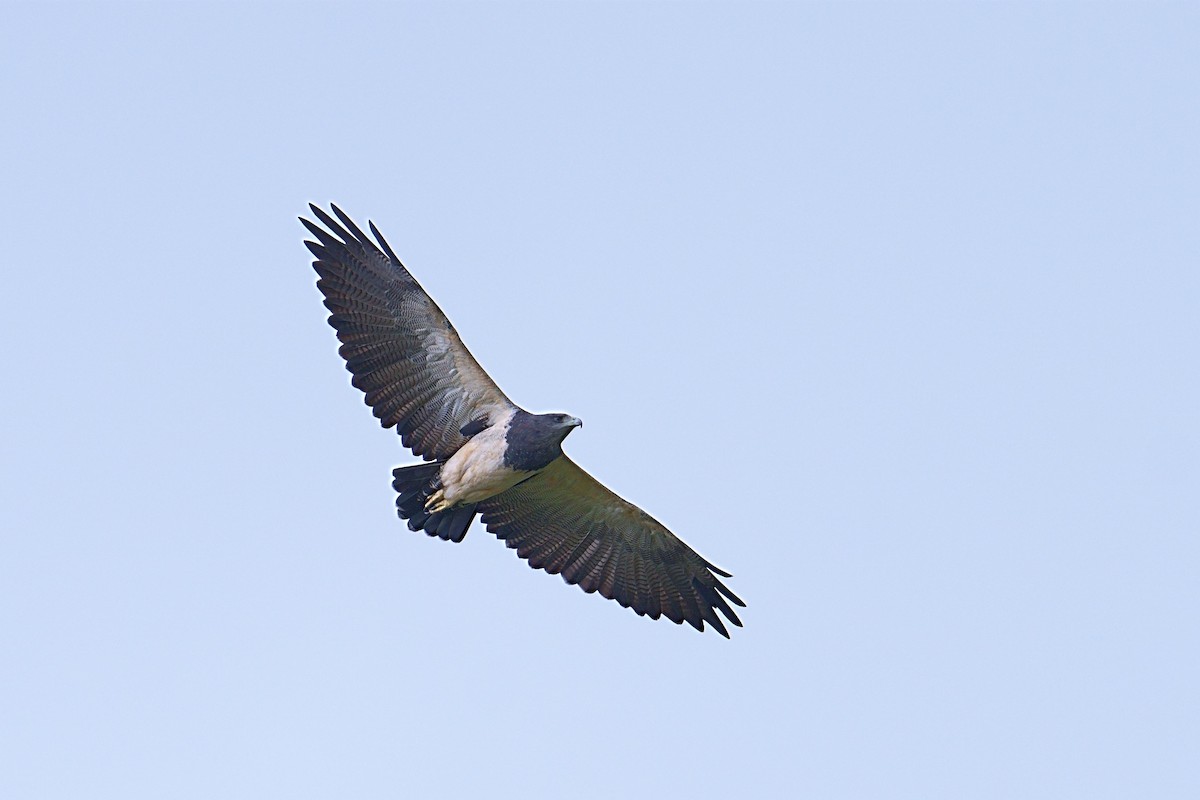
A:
302 204 516 460
477 457 745 637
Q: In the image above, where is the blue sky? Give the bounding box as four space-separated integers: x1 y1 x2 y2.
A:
2 2 1197 798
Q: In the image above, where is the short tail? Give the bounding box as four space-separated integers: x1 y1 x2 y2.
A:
391 462 477 543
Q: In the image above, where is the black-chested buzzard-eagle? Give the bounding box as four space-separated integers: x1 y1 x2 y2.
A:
302 204 745 637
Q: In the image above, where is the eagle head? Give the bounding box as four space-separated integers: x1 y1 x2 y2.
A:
502 411 583 472
526 411 583 446
548 413 583 438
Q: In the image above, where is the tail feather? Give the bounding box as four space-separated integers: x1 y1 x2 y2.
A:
391 463 477 543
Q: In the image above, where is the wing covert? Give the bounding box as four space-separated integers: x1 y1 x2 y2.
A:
302 204 515 460
477 457 745 637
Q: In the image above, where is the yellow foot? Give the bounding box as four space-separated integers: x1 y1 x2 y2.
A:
425 490 451 514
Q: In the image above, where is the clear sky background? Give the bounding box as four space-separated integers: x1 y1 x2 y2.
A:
2 2 1197 798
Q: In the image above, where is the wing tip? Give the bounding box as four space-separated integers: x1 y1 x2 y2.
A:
705 560 733 578
716 580 746 608
369 218 403 266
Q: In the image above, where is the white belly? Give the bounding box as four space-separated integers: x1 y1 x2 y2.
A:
439 412 531 505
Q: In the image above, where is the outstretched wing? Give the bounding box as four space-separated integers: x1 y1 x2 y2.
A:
477 457 745 637
302 204 516 460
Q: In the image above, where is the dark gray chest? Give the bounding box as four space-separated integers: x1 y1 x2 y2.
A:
503 414 564 472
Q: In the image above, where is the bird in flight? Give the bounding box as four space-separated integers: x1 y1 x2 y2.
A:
301 204 745 636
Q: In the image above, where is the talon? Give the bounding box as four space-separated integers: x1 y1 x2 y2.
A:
425 490 450 514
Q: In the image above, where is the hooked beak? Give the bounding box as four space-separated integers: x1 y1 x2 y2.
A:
567 416 583 429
